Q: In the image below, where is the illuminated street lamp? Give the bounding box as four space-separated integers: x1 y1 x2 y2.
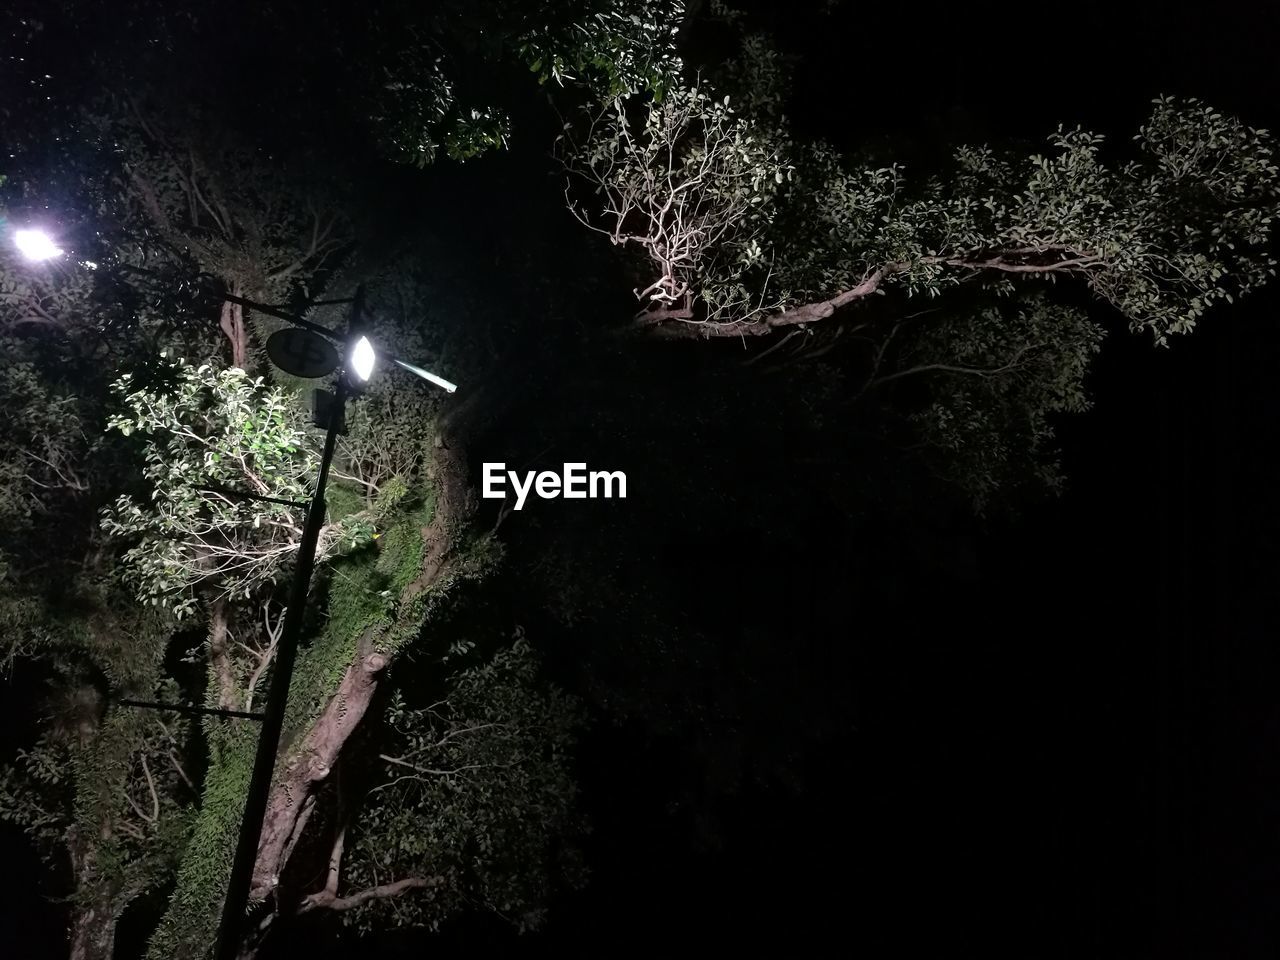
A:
349 332 458 394
13 228 64 262
349 334 376 383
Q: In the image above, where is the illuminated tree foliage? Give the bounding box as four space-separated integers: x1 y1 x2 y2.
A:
1 4 614 946
562 42 1279 502
101 359 369 617
568 90 1277 342
128 294 577 960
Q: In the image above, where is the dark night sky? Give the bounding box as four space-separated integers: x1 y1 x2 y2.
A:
4 4 1280 958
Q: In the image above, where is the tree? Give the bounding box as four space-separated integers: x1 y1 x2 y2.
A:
0 37 593 960
561 50 1278 502
3 11 620 932
92 287 585 958
0 577 193 960
101 103 350 368
100 358 374 617
312 634 585 934
0 226 203 960
0 4 597 955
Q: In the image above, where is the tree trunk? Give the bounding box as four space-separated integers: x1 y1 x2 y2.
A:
251 647 387 896
250 438 476 897
219 283 248 369
208 596 237 710
67 831 122 960
68 900 117 960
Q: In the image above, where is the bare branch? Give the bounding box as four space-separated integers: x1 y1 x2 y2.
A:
300 876 443 914
637 264 904 337
245 600 284 711
325 823 347 897
868 342 1045 388
141 754 160 823
168 749 194 791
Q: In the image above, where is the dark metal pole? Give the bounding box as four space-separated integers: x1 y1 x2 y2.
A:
213 299 360 959
117 698 264 722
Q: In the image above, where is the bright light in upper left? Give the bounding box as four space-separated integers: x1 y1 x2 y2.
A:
14 228 64 262
350 335 376 382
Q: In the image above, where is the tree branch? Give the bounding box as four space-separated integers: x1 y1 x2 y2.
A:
300 876 443 914
324 823 346 897
868 343 1044 388
207 597 237 711
636 264 904 338
141 755 160 823
245 600 283 711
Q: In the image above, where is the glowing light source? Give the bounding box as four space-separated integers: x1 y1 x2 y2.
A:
350 335 376 382
14 228 64 262
392 356 458 394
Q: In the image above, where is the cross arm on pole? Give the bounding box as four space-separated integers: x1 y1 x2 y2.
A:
221 293 340 341
194 482 310 511
117 698 265 721
222 293 458 395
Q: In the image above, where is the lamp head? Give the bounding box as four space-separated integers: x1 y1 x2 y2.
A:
350 335 376 383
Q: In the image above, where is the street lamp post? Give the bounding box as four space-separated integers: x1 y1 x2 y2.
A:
213 307 357 960
213 287 450 959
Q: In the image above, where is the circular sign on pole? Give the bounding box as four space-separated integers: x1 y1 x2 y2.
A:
266 328 339 379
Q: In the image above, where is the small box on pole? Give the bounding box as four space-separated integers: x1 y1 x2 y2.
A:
311 388 347 434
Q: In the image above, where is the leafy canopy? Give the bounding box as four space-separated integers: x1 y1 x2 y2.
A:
567 89 1278 343
101 357 372 616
